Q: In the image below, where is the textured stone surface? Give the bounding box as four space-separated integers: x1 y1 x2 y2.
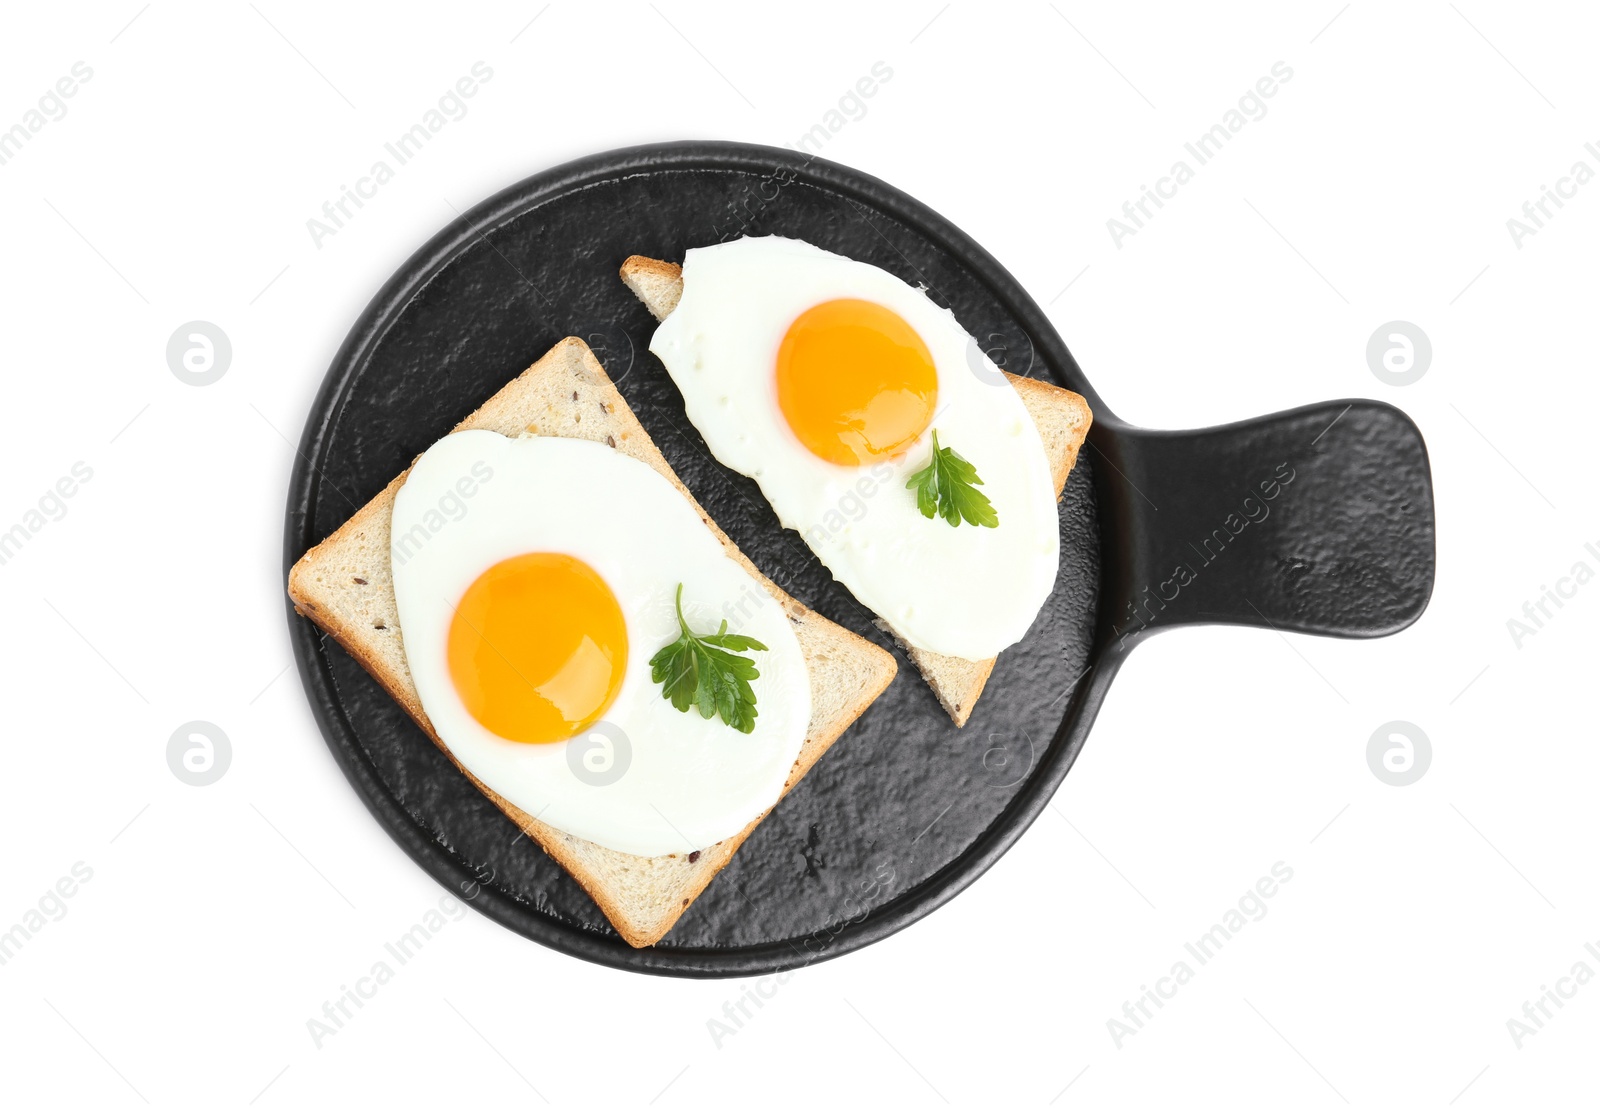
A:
284 143 1433 976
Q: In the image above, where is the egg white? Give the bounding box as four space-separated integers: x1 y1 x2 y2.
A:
648 236 1060 660
390 430 811 858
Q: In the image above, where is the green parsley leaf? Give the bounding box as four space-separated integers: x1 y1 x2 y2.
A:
648 583 769 733
905 429 999 528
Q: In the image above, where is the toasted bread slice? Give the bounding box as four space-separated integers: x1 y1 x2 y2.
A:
288 337 897 947
620 256 1092 726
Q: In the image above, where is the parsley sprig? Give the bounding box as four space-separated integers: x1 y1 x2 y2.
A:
649 583 769 733
906 430 999 528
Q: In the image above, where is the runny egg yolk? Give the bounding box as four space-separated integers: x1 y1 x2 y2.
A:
446 552 627 744
775 298 938 466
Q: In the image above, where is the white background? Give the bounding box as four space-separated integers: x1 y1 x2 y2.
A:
0 1 1594 1105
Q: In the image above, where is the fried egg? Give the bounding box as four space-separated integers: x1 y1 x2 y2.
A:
648 236 1059 660
390 430 811 857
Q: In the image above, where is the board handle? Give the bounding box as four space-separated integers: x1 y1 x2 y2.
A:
1092 399 1435 649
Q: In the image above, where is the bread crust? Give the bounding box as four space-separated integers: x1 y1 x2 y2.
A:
288 337 896 947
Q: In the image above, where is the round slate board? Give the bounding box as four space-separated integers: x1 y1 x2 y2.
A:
284 142 1435 977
